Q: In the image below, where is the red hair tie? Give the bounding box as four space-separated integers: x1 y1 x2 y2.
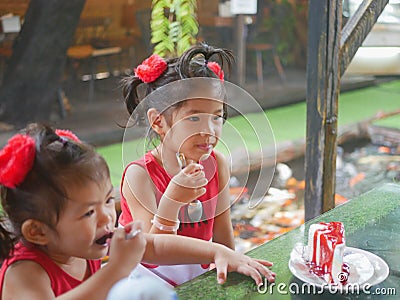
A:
134 54 167 83
0 134 36 188
207 62 224 81
55 129 81 143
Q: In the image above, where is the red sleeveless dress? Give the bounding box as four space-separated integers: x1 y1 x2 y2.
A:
0 242 100 298
118 151 220 285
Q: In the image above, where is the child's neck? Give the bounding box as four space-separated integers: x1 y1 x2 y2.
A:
53 254 89 281
151 147 181 175
36 243 88 280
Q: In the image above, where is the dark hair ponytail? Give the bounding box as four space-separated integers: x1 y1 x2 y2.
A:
121 43 234 127
0 212 16 261
177 43 234 79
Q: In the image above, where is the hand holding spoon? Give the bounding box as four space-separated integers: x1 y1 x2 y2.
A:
176 151 212 222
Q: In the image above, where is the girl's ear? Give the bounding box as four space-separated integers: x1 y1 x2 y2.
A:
147 108 166 137
21 219 50 246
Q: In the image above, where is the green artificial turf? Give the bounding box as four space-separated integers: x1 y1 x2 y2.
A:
98 80 400 186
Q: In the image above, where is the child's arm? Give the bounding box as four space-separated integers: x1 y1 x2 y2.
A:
212 150 235 249
142 233 276 286
123 163 207 234
1 227 146 300
122 164 159 232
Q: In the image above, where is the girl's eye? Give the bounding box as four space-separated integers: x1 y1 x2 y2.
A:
214 115 223 121
106 197 115 205
187 116 200 122
84 210 95 217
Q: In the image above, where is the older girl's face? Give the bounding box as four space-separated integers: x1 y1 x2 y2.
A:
45 177 116 262
162 98 224 162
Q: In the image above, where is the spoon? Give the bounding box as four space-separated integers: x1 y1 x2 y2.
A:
176 152 211 222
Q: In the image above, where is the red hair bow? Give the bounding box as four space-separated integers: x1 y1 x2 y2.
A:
207 62 224 81
55 129 81 143
134 54 167 83
0 134 36 188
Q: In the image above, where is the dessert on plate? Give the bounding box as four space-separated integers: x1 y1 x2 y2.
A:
306 221 349 284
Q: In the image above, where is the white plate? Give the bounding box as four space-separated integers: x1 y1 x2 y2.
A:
288 245 389 291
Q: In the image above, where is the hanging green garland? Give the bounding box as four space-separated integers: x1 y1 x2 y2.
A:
150 0 198 58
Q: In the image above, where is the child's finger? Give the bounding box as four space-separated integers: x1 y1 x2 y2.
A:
254 259 273 267
190 172 207 183
112 227 126 240
194 187 206 198
124 220 143 235
186 159 195 165
191 177 208 189
132 220 143 232
255 264 276 282
182 163 203 175
187 170 205 180
246 261 275 283
252 260 275 281
246 267 264 287
215 260 228 284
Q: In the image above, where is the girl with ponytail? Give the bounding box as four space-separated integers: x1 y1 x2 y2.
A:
119 44 237 285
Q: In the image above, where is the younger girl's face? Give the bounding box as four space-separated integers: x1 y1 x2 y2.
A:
45 177 116 262
163 98 224 161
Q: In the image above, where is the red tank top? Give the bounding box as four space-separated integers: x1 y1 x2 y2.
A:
0 242 101 298
119 151 219 241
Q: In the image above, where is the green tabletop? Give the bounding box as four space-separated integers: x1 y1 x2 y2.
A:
175 183 400 299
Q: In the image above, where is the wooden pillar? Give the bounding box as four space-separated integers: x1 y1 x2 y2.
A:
304 0 389 221
235 14 246 86
304 0 342 221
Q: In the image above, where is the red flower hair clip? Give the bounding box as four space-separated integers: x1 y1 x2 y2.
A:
55 129 81 143
0 134 36 188
207 62 224 81
134 54 167 83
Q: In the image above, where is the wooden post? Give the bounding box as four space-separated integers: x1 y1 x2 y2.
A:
235 14 246 86
304 0 342 221
304 0 389 221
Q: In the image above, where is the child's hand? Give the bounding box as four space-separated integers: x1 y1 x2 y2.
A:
164 162 208 204
213 245 276 287
107 221 147 275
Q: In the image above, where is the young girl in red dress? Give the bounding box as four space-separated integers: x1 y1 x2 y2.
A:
0 123 275 299
118 44 237 285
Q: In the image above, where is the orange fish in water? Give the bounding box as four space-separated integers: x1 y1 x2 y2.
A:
349 172 366 187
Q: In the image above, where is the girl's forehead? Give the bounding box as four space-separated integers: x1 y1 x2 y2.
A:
179 98 223 110
66 177 112 202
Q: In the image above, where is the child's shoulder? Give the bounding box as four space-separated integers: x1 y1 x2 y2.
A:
2 258 51 297
212 149 228 165
124 152 156 173
123 152 161 184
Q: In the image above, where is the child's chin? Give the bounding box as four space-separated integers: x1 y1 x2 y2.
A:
92 244 109 258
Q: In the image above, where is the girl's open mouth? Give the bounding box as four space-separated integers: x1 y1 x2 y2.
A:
95 229 141 245
95 232 113 245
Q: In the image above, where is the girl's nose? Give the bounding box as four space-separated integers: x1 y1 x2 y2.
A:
98 208 113 227
199 118 216 136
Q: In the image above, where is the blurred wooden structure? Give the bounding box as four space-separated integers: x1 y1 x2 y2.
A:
0 0 308 87
305 0 390 221
246 6 286 91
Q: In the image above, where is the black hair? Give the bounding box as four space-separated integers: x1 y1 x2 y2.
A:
0 123 110 260
120 43 235 142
